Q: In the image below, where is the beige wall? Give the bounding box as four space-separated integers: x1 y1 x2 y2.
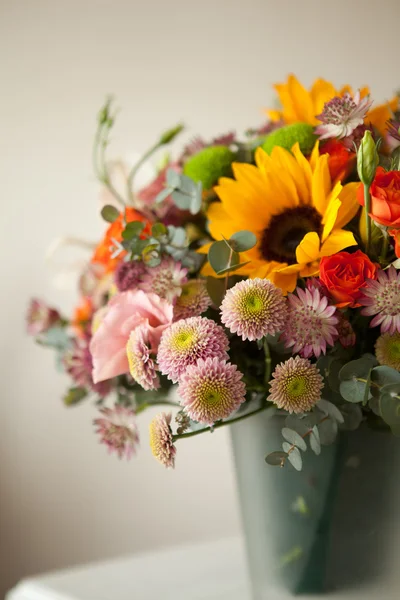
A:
1 0 400 595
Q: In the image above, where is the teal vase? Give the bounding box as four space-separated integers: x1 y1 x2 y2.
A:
230 410 400 598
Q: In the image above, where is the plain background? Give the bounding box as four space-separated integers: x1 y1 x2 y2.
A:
1 0 400 596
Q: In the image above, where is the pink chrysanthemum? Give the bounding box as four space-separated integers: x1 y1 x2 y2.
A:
26 298 61 336
315 92 373 140
281 286 338 358
157 316 229 383
268 356 323 414
94 405 139 459
64 336 111 397
173 279 211 321
140 258 188 303
359 266 400 334
115 260 146 292
178 357 246 425
220 278 287 341
126 325 160 391
149 412 176 468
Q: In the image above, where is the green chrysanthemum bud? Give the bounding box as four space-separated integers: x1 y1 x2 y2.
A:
183 145 235 190
262 123 317 156
357 130 379 186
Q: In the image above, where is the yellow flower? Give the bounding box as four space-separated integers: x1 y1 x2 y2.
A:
266 74 397 134
200 143 359 294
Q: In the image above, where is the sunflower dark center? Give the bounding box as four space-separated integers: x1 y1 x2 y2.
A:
259 206 322 265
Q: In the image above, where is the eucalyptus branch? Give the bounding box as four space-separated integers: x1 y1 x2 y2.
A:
280 415 329 467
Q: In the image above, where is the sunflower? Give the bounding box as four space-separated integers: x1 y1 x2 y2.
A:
200 143 359 294
266 74 397 134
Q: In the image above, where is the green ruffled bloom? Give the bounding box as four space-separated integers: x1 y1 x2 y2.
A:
183 146 235 190
262 123 317 156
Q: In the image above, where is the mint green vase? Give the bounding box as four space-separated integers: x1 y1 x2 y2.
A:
230 411 400 598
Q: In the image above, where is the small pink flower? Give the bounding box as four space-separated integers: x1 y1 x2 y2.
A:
64 335 111 397
26 298 61 335
149 412 176 468
359 266 400 334
94 405 139 459
315 92 373 140
126 325 160 391
173 279 211 321
140 258 188 303
90 290 173 383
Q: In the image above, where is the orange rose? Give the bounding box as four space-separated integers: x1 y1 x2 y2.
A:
319 250 377 308
91 207 151 273
320 139 355 183
357 167 400 228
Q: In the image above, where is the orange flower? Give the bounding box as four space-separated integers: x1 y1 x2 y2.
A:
72 296 94 336
319 250 377 308
320 140 355 183
91 208 151 273
357 167 400 228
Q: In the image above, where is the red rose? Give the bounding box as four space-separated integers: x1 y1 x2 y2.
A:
357 167 400 228
319 250 377 308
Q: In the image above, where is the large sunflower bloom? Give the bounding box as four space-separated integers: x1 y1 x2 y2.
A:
266 74 397 134
200 143 359 294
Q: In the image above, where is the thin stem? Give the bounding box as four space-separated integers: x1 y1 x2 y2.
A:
173 404 275 442
364 184 372 255
381 231 389 263
264 338 271 386
93 124 126 208
126 141 162 205
136 400 179 415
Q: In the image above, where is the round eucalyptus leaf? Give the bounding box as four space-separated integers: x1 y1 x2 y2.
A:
208 240 232 274
229 230 257 252
339 404 363 431
379 392 400 426
317 417 338 446
339 379 366 403
265 451 288 467
309 427 321 455
286 446 303 471
166 168 181 188
206 276 226 308
371 366 400 398
317 399 344 423
281 428 307 452
284 414 310 436
101 204 120 223
216 258 249 275
339 357 376 382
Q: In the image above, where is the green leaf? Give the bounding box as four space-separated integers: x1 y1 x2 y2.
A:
142 243 161 267
265 451 288 467
208 240 233 274
371 366 400 397
281 427 307 451
317 418 338 446
339 357 376 382
155 187 173 204
379 388 400 426
63 386 88 406
229 230 257 252
216 259 250 276
285 414 311 437
166 169 181 189
151 223 167 238
317 399 344 424
122 221 145 240
309 426 321 455
339 378 366 403
206 276 226 307
339 404 363 431
282 444 302 471
101 204 120 223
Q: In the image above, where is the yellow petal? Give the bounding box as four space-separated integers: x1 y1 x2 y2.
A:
367 97 398 135
287 74 314 123
320 229 357 257
295 232 320 264
271 267 300 295
197 242 212 255
335 182 360 229
311 153 332 215
309 141 320 171
321 197 341 242
310 79 337 119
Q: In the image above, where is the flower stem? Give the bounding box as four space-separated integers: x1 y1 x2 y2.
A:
364 183 372 255
173 404 275 442
126 142 162 205
93 123 126 208
135 400 179 415
380 231 389 263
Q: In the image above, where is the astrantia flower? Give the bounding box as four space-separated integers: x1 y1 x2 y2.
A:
26 298 61 336
126 325 160 391
268 356 323 414
157 316 229 383
140 258 188 304
199 143 359 294
178 357 246 425
375 332 400 371
281 286 338 358
387 120 400 144
149 412 176 468
337 313 356 348
315 93 373 140
220 278 287 341
359 267 400 334
94 405 139 459
173 279 211 321
115 260 146 292
64 335 111 397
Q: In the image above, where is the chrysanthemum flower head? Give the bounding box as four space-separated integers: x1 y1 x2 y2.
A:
315 92 373 140
359 266 400 334
178 357 246 425
157 316 229 383
220 278 287 341
281 286 338 358
173 279 211 321
126 325 160 391
64 335 111 397
268 356 323 414
115 260 146 292
376 332 400 371
94 405 139 459
149 412 176 468
140 257 188 303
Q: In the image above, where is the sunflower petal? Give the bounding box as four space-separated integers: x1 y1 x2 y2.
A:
310 79 337 118
295 232 320 264
311 153 332 215
320 230 357 257
321 197 341 241
335 182 360 229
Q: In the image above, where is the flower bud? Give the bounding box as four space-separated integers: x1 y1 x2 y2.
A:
159 124 184 145
357 130 379 186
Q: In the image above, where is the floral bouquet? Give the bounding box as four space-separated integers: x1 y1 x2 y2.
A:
27 74 400 474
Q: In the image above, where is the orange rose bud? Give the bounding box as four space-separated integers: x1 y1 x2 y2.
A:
319 250 378 308
357 167 400 228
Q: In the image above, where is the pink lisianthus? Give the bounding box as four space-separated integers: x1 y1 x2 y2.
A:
90 290 173 383
26 298 61 335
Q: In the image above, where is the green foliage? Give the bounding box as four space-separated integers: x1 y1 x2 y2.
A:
228 231 257 252
339 403 363 431
206 276 226 307
159 123 184 145
265 451 288 467
155 169 202 215
281 427 307 451
183 145 235 190
262 123 317 156
339 356 377 403
63 386 88 406
207 232 256 276
282 443 303 471
101 204 120 223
